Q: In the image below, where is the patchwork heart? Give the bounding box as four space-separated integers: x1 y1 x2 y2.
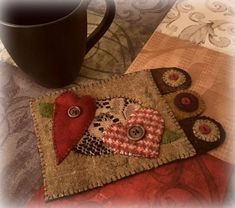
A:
53 91 96 164
102 108 165 158
74 97 142 156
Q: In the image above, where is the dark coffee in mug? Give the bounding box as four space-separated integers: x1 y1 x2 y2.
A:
1 1 81 25
0 0 115 88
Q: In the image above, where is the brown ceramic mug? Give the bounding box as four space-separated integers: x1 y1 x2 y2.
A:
0 0 115 88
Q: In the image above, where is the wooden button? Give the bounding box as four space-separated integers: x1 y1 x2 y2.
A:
199 124 211 135
127 125 145 141
68 106 81 118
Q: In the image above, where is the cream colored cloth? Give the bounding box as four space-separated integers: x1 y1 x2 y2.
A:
0 42 16 66
157 0 235 56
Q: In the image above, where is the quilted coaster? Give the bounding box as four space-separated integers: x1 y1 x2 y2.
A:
30 68 225 200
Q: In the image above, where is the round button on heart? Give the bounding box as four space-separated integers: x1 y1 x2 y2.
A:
103 108 165 158
53 92 96 164
68 106 81 118
127 125 145 141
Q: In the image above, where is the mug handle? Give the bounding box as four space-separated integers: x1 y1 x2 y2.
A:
86 0 116 53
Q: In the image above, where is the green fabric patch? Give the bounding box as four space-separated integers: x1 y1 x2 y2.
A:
39 103 54 118
162 129 183 144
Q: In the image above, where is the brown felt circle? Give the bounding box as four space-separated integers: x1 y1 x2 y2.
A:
179 116 225 154
150 67 192 95
174 92 199 112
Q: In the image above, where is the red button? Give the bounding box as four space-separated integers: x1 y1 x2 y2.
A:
199 124 211 135
68 106 81 118
181 97 191 105
169 73 179 81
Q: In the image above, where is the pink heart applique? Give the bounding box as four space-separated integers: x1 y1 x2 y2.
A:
102 108 165 158
53 91 96 164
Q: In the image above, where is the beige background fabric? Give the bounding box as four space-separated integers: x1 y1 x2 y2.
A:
31 71 195 200
127 32 235 164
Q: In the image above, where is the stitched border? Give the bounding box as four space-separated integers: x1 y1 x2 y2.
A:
30 70 196 200
146 72 196 155
30 101 49 200
30 72 147 104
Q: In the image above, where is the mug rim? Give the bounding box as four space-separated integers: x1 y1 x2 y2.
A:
0 0 84 28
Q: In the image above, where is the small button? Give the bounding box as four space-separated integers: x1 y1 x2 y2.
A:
169 73 179 81
174 92 199 112
192 119 220 142
127 125 145 141
68 106 81 118
199 124 211 135
162 69 186 88
181 97 191 105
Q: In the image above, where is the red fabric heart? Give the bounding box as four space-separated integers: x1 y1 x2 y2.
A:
53 91 96 164
103 108 165 158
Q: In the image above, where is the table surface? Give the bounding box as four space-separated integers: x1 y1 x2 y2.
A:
0 0 234 207
127 32 235 164
0 0 175 206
